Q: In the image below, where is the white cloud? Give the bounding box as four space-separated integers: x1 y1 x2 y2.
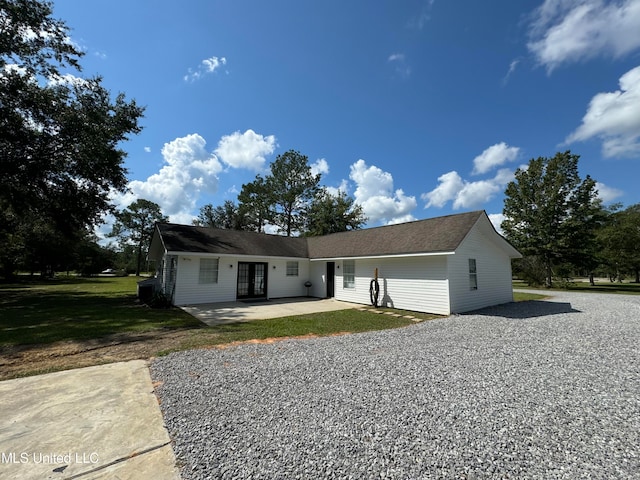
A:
349 159 417 224
184 56 227 82
112 133 222 221
472 142 520 175
47 73 88 87
310 158 329 176
144 146 151 153
214 129 276 170
388 53 411 78
488 213 506 235
502 59 520 85
422 171 465 208
596 182 624 202
565 65 640 157
528 0 640 71
422 168 514 210
407 0 436 29
325 179 350 197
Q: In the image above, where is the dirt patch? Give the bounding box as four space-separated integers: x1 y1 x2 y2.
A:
0 329 204 381
0 330 357 381
210 331 352 349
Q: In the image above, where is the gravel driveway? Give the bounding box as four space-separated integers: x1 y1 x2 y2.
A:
151 291 640 479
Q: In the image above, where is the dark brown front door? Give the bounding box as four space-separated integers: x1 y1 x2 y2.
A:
326 262 335 298
237 262 268 299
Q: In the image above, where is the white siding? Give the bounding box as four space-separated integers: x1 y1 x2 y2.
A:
170 254 311 306
173 255 236 305
267 258 311 299
334 256 451 315
448 225 514 313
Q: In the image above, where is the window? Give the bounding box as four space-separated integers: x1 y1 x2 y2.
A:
199 258 219 284
286 261 299 276
343 260 355 288
469 258 478 290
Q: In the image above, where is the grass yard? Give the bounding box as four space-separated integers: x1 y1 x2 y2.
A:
0 276 201 345
0 276 431 379
513 279 640 295
513 291 549 302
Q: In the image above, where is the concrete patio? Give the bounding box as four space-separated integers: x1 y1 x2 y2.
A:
180 297 360 326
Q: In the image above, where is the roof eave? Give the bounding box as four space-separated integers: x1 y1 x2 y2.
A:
310 251 456 261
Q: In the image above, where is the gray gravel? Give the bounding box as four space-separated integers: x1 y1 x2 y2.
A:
151 291 640 479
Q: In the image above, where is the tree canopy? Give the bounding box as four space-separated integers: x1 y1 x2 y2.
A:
109 199 167 276
0 0 144 277
303 188 367 236
501 151 600 287
266 150 321 236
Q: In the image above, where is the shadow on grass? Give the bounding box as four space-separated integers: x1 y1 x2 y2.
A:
0 287 202 346
467 300 581 319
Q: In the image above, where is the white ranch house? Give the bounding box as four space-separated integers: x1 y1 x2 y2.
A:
148 210 521 315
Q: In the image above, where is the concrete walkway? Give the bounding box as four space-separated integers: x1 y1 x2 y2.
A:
0 360 179 480
181 297 361 326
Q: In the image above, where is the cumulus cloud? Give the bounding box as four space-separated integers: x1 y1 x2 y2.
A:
184 56 227 82
565 65 640 157
144 146 151 153
349 159 417 224
107 129 277 225
47 73 89 87
325 179 350 197
596 182 624 203
528 0 640 71
488 213 506 235
422 171 465 208
472 142 520 175
422 168 514 210
310 158 329 176
113 134 222 221
214 129 276 170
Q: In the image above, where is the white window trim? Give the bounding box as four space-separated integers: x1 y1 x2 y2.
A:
469 258 478 290
286 261 299 277
199 258 219 284
343 260 355 289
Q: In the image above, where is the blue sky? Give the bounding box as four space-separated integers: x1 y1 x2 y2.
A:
50 0 640 235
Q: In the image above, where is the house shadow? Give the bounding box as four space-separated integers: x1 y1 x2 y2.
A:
465 300 581 319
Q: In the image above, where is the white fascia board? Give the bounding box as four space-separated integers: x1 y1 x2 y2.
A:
310 251 456 261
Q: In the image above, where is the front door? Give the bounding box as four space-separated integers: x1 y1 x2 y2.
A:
326 262 335 298
237 262 268 299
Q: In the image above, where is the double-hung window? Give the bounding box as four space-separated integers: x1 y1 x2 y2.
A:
469 258 478 290
343 260 355 288
286 261 299 276
199 258 219 284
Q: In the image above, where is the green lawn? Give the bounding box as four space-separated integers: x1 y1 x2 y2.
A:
0 276 201 346
513 279 640 295
513 291 549 302
0 276 429 350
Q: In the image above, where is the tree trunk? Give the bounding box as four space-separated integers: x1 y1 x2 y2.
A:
589 272 595 286
635 268 640 284
136 242 143 276
545 255 553 288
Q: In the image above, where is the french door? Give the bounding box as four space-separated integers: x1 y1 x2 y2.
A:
237 262 268 299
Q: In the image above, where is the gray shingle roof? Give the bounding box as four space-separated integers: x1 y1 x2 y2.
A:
156 224 309 258
306 210 484 258
153 211 497 259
